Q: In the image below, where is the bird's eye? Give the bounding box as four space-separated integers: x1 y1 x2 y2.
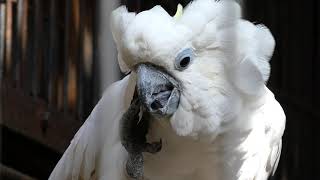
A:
175 48 194 71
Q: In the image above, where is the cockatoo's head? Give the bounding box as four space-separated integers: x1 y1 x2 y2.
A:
111 0 275 138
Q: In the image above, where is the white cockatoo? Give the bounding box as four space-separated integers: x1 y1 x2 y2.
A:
49 0 286 180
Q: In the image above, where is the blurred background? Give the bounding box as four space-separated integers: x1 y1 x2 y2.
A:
0 0 319 179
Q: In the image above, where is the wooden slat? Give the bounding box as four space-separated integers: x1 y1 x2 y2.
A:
0 3 5 80
84 1 95 119
31 0 42 96
64 0 69 111
14 0 22 88
44 0 51 102
55 0 66 111
0 2 4 135
24 0 35 94
31 0 49 100
10 2 19 86
15 3 27 88
37 0 50 101
48 0 58 107
5 0 13 79
77 0 95 120
64 0 80 114
70 0 80 115
20 0 29 91
77 0 85 120
63 0 70 112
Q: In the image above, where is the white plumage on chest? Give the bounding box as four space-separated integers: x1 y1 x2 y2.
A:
143 89 285 180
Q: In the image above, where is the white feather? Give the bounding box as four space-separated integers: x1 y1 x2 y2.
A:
49 74 136 179
111 6 136 73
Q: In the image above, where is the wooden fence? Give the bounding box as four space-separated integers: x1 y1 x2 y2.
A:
0 0 98 179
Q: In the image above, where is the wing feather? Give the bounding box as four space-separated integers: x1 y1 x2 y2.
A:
267 140 282 177
49 74 136 180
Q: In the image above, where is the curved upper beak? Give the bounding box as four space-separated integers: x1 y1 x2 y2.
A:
136 64 180 117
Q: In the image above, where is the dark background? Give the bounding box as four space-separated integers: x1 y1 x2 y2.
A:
245 1 320 179
1 0 319 179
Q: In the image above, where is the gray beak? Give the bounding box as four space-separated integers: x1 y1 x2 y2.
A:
136 64 180 117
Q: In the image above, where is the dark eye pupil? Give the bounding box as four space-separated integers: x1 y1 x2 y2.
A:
180 57 190 67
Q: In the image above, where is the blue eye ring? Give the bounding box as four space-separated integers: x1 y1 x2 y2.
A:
174 48 194 71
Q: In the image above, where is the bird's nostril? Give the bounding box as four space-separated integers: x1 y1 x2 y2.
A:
150 91 172 111
151 100 163 110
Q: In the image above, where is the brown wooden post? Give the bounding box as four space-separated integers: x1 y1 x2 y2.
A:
31 0 42 96
48 0 58 108
56 0 66 111
20 0 28 91
0 2 6 80
64 0 80 115
24 0 34 95
77 0 85 120
0 1 6 135
5 0 13 79
77 0 95 120
63 0 70 112
15 0 29 90
71 0 80 116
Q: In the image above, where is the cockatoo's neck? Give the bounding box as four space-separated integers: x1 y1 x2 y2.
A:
143 117 246 180
143 87 272 180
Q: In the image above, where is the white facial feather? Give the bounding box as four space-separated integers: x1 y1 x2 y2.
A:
111 0 275 138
